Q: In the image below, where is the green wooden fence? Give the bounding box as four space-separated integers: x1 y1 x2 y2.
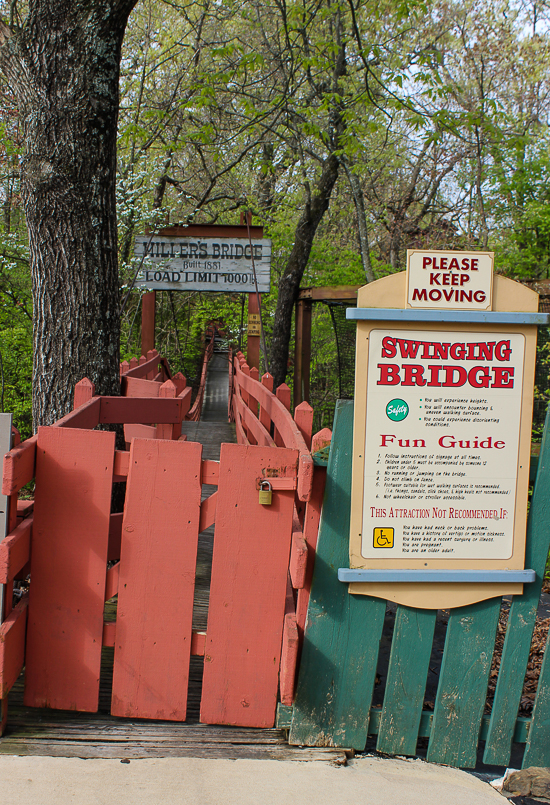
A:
279 400 550 769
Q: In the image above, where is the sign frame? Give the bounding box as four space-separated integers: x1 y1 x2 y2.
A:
406 248 494 311
347 271 540 609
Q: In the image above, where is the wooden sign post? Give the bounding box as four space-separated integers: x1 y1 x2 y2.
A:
342 251 549 608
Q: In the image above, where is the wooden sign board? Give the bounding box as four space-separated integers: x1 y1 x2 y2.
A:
134 235 271 294
348 269 539 609
407 249 494 310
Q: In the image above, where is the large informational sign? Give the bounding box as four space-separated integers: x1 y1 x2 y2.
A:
134 235 271 293
348 267 539 609
362 329 524 560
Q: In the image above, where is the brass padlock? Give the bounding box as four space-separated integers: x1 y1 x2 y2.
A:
259 480 273 505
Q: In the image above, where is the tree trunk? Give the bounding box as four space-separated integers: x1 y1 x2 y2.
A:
270 152 340 389
0 1 137 427
344 161 376 284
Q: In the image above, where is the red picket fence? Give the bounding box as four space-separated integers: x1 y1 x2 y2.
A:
0 383 191 730
120 347 172 383
229 350 331 705
119 349 192 443
0 347 328 729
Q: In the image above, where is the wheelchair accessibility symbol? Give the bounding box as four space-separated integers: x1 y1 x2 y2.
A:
373 527 394 548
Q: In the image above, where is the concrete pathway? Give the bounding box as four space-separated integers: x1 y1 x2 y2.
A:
0 755 504 805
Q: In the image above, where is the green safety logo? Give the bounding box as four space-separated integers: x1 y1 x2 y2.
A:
386 399 409 422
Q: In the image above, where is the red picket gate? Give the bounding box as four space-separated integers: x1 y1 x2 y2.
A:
22 429 298 726
0 344 331 733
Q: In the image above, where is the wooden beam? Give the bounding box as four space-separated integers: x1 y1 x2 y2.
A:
141 292 156 357
99 396 183 424
0 518 32 584
156 224 264 238
298 285 360 301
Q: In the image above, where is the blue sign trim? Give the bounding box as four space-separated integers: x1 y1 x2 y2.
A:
338 568 536 583
346 308 550 325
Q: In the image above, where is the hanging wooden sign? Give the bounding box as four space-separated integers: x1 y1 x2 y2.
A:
343 260 546 609
134 235 271 294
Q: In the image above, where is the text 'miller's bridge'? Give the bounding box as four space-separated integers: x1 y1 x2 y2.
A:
0 310 550 766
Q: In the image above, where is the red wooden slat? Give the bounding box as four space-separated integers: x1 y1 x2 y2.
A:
240 363 254 444
99 397 182 424
200 491 218 533
0 596 28 698
122 376 162 398
108 513 123 561
232 396 248 445
53 397 101 429
191 631 206 656
105 562 120 600
274 384 291 448
17 499 33 518
156 380 180 440
111 439 202 721
124 423 157 444
103 622 116 647
73 378 95 409
294 402 313 450
3 435 37 495
311 427 332 454
24 427 115 711
279 575 299 707
201 460 219 485
201 443 297 728
113 451 130 479
172 372 186 395
178 386 192 418
289 532 308 589
0 517 32 584
296 463 327 637
279 613 299 706
259 373 274 433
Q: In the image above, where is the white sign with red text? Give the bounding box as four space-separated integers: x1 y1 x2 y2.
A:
361 329 525 559
407 249 493 310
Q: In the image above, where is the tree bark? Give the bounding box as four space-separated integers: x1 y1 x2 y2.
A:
0 1 137 427
270 152 340 389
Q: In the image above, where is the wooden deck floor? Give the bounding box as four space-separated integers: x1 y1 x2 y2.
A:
0 356 346 762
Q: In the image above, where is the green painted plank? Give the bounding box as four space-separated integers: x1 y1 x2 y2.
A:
522 616 550 766
483 407 550 766
426 597 501 768
289 401 386 750
285 704 531 744
376 606 437 756
276 703 293 729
